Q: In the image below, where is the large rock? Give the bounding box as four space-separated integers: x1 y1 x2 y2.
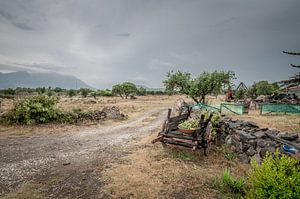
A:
257 139 266 148
235 130 256 142
238 153 250 163
244 121 259 128
102 106 127 120
277 132 299 141
259 146 276 158
255 131 267 139
246 146 256 156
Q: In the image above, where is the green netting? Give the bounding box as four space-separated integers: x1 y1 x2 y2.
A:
220 103 245 115
260 104 300 115
191 103 220 113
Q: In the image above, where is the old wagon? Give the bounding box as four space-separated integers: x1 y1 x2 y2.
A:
152 108 215 155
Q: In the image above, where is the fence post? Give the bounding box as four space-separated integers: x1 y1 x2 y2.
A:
220 103 223 114
260 104 263 115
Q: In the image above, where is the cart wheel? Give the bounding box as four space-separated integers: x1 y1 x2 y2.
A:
203 127 212 156
161 140 168 149
161 119 168 134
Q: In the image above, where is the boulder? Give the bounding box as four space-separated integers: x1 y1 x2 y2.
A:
246 146 256 156
255 131 267 139
244 121 259 128
235 130 256 142
102 106 127 120
257 139 266 148
259 146 276 158
238 153 250 163
277 132 299 141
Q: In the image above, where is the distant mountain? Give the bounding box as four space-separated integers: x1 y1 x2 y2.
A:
0 71 92 89
136 85 165 92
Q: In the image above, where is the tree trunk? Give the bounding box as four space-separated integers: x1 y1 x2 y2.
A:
191 96 199 103
201 95 205 103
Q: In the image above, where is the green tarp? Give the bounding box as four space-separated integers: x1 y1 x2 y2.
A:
260 104 300 115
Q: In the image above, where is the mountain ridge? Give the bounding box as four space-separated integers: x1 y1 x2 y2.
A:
0 71 92 89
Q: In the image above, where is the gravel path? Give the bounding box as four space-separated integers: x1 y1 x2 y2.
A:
0 107 167 198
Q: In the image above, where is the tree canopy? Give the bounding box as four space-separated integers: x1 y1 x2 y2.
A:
246 81 279 98
112 82 138 99
164 70 235 103
280 51 300 87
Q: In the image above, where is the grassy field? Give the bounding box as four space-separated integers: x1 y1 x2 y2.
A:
0 95 184 137
0 95 299 198
99 96 300 198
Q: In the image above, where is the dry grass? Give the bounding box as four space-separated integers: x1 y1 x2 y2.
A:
231 109 300 133
0 95 181 137
2 183 43 199
101 131 249 199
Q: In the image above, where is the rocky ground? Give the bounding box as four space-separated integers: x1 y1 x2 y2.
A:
0 107 168 198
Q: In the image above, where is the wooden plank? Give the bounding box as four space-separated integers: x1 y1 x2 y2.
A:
167 121 180 130
160 132 203 141
162 139 202 149
169 113 189 123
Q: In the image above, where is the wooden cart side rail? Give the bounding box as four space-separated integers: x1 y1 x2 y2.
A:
160 132 203 141
169 113 190 123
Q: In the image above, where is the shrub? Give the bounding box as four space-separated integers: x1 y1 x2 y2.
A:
216 145 236 161
3 88 15 95
98 89 113 97
212 169 245 198
175 151 196 161
79 88 92 98
67 89 77 97
246 151 300 199
8 95 60 124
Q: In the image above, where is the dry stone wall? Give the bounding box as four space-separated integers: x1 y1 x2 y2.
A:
218 117 300 163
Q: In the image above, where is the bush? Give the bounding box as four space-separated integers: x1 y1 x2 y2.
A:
3 88 15 95
175 151 196 161
7 95 60 124
212 169 245 198
67 89 77 97
1 95 109 125
98 89 113 97
246 151 300 199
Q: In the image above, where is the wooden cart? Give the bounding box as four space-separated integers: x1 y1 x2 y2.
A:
152 108 213 155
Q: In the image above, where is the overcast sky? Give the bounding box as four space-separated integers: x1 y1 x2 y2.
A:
0 0 299 88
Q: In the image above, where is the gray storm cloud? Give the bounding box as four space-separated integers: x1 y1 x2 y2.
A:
0 0 299 88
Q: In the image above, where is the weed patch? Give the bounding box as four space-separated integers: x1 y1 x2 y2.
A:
175 150 197 161
212 169 245 198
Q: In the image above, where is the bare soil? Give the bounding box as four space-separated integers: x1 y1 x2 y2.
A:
0 95 299 199
0 95 181 198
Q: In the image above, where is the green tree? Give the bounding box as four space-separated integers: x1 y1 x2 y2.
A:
98 89 113 97
164 70 235 103
137 87 147 96
36 87 46 94
280 51 300 87
54 87 63 93
79 88 91 98
247 81 279 97
67 89 77 97
235 89 247 100
3 88 15 95
121 82 138 99
112 84 124 98
91 92 97 99
112 82 138 99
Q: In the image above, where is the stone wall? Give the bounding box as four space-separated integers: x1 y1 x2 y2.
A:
219 117 300 163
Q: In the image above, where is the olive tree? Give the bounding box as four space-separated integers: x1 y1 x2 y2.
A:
247 81 279 98
164 70 235 103
112 82 138 99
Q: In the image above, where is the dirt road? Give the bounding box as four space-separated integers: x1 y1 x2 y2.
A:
0 107 168 198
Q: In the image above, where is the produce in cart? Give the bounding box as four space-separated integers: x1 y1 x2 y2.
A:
178 119 200 134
